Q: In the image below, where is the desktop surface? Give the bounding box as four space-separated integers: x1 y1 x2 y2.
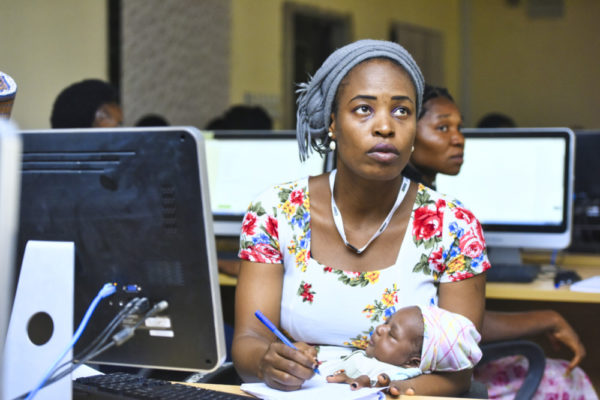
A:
486 251 600 303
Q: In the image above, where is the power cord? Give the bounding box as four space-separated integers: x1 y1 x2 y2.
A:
19 299 170 397
38 296 149 390
75 297 149 361
23 282 117 400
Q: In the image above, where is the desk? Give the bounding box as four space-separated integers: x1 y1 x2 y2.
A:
187 382 478 399
486 263 600 303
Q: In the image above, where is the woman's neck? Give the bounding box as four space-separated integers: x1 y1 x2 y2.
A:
332 166 405 218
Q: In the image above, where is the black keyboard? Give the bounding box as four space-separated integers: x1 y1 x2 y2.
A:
73 372 250 399
486 263 541 283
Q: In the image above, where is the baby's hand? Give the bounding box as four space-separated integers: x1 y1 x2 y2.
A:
376 373 390 387
325 370 372 390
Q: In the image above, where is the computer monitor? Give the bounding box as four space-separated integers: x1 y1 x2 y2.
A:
0 119 21 390
435 127 575 265
15 127 226 372
570 130 600 252
203 130 330 237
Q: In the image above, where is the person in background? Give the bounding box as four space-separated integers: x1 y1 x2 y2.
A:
232 39 488 397
205 105 272 130
476 112 516 128
50 79 122 128
135 113 169 127
405 83 598 400
0 71 18 120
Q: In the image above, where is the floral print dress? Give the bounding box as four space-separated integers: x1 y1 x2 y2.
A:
239 176 490 363
474 355 598 400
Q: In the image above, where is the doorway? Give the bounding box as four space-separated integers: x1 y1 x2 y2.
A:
283 4 352 128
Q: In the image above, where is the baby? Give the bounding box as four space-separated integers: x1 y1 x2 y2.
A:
320 305 482 388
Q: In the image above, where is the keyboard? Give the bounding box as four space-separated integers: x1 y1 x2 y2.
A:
486 263 541 283
73 372 251 399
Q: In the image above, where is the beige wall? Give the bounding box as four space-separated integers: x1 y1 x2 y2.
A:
469 0 600 128
2 1 599 130
230 0 462 127
0 1 108 130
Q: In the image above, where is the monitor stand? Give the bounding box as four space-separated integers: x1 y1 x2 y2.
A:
486 246 523 266
3 240 74 400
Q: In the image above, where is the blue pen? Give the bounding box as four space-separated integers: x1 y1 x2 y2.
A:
254 310 320 375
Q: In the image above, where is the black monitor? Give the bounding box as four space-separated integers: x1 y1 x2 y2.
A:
15 127 226 372
570 130 600 252
203 130 331 237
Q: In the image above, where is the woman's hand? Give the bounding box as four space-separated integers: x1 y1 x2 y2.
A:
546 311 586 373
258 341 319 391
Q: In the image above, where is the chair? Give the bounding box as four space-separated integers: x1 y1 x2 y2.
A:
478 340 546 400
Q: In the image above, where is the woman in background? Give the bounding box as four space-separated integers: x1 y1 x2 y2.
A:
407 84 598 400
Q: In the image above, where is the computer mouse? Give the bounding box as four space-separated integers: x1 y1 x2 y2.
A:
554 270 582 287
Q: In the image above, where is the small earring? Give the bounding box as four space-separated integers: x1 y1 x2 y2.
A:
411 145 415 152
328 131 334 138
329 140 336 151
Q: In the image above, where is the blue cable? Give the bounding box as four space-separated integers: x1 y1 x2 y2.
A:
551 249 558 267
25 282 117 400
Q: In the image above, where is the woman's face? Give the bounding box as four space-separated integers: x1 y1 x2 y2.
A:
329 58 417 181
412 96 464 178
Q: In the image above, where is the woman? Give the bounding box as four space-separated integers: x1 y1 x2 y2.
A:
408 84 598 400
232 39 488 397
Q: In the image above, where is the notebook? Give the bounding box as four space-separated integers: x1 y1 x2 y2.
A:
240 374 386 400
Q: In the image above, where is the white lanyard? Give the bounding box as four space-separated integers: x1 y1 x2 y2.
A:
329 169 409 254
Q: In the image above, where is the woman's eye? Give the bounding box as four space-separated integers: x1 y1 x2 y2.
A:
392 107 409 118
355 105 371 116
437 125 449 132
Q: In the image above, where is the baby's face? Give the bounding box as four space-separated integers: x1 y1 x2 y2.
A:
365 306 422 367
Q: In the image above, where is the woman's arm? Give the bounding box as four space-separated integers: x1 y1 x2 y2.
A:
231 260 318 390
387 274 487 396
482 309 586 372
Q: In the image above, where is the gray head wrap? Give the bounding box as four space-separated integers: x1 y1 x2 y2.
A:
295 39 425 161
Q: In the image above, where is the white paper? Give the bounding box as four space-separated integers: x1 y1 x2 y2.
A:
570 275 600 293
241 374 386 400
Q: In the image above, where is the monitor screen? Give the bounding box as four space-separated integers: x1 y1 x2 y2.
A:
435 128 574 262
203 130 329 237
15 127 226 372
